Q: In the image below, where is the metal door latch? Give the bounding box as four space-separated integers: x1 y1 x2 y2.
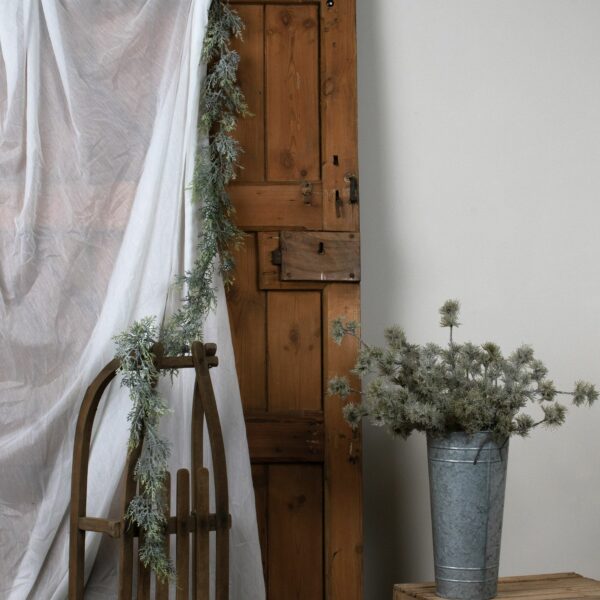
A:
301 181 313 205
344 173 359 204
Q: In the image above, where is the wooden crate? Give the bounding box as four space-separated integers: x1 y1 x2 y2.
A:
394 573 600 599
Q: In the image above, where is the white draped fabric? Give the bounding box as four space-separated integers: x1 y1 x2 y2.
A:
0 1 265 598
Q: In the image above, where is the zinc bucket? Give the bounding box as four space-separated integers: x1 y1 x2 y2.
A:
427 431 509 600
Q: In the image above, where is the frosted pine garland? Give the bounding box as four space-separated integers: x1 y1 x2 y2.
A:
113 0 247 580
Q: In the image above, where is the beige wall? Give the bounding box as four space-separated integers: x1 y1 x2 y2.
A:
357 1 600 597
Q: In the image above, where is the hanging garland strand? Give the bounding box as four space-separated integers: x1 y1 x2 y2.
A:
113 0 247 581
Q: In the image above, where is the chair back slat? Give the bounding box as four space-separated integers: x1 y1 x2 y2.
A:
68 343 230 600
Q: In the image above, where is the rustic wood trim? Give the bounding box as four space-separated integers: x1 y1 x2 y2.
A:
155 472 171 600
136 530 151 599
118 431 144 600
280 231 360 282
257 231 327 290
230 183 322 230
78 517 121 538
176 469 190 600
191 342 230 600
245 410 324 463
393 573 600 600
323 284 362 600
194 468 210 599
321 0 359 231
68 358 119 600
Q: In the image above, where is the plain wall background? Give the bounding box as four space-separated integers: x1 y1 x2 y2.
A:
357 1 600 597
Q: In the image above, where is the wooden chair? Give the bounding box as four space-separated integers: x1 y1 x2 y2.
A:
69 341 231 599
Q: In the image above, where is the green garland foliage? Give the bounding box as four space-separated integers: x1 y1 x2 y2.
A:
113 0 247 581
329 300 598 442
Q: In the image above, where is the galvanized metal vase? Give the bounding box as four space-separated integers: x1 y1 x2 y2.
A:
427 431 509 600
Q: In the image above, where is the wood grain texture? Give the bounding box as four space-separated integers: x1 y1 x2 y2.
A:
226 234 267 410
136 531 151 600
268 465 324 600
194 468 210 600
267 291 322 411
245 409 324 462
191 343 230 600
321 0 359 231
257 231 327 290
280 231 360 282
230 4 265 182
176 469 190 600
69 359 119 600
323 284 362 600
155 472 170 600
266 5 320 181
230 182 322 230
393 573 600 599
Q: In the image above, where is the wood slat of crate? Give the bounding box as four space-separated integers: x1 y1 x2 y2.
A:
394 573 600 599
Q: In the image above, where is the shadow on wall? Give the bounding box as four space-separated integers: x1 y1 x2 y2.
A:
357 0 434 597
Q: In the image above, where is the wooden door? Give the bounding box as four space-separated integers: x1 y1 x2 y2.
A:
226 1 361 598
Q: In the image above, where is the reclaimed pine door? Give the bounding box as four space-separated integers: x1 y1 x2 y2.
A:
226 1 361 598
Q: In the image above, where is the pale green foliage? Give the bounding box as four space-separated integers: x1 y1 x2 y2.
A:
330 317 359 345
161 0 248 357
114 317 173 579
113 0 248 580
328 301 597 443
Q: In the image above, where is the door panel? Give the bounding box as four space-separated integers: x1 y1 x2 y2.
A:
227 2 361 598
267 291 322 411
265 5 320 181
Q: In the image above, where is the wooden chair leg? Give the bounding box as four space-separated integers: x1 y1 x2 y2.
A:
194 468 210 599
136 531 151 599
176 469 190 599
119 442 144 600
156 472 171 600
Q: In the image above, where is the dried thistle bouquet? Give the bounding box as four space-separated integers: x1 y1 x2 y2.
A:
328 300 597 441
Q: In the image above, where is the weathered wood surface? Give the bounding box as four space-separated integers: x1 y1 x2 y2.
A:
230 183 322 230
268 465 324 599
394 573 600 599
267 291 322 411
280 231 360 282
257 231 327 290
245 410 324 463
323 285 362 600
69 344 229 599
227 1 362 598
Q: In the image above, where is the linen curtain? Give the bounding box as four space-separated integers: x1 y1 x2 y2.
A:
0 1 265 598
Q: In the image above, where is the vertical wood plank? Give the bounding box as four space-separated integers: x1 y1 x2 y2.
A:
251 464 269 581
226 234 267 411
266 5 320 181
191 380 204 600
194 468 210 600
136 532 151 600
176 469 190 600
231 4 265 182
155 472 171 600
321 0 359 231
323 284 362 600
268 465 324 599
267 291 322 411
119 443 144 600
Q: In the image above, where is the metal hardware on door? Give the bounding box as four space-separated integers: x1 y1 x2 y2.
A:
318 242 325 255
335 190 343 218
326 0 334 7
301 181 313 205
344 173 359 204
